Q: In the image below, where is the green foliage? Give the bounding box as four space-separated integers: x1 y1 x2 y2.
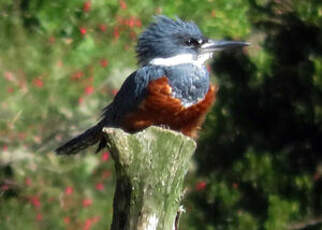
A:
265 195 299 230
191 0 322 230
1 0 322 229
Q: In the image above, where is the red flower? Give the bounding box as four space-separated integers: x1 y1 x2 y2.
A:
211 10 216 17
84 86 94 95
314 173 320 181
101 170 111 179
83 219 93 230
111 89 118 96
78 97 84 105
56 60 63 68
25 177 32 186
232 182 239 189
100 59 108 68
30 196 41 208
18 132 26 140
98 24 107 32
32 78 44 88
95 183 104 191
48 36 56 44
1 184 9 191
63 216 71 225
135 18 142 27
127 16 135 28
65 186 74 195
119 0 127 9
82 198 93 207
71 71 84 80
7 87 14 93
4 72 15 82
101 152 110 162
113 27 120 40
80 27 87 35
36 213 43 221
130 31 136 40
83 216 100 230
83 1 91 12
195 181 207 191
3 145 8 151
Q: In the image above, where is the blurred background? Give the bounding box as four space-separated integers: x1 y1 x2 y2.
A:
1 0 322 229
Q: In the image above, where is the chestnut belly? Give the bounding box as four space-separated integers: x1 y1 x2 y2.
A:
121 77 216 138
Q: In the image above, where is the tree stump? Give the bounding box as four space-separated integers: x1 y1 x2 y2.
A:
103 126 196 230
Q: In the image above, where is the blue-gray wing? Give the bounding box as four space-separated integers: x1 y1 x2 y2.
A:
101 65 165 125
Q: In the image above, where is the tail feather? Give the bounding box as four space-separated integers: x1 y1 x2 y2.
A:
56 124 103 155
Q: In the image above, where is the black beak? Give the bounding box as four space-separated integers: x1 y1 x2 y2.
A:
200 39 250 53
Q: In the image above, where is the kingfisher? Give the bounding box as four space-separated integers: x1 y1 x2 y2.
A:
56 15 248 155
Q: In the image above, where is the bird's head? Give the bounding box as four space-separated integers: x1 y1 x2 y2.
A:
136 15 249 67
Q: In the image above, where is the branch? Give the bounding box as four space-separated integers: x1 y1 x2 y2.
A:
103 126 196 230
288 216 322 230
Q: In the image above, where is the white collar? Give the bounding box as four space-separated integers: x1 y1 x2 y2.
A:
149 53 212 68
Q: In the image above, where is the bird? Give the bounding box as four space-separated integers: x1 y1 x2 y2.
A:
56 15 248 155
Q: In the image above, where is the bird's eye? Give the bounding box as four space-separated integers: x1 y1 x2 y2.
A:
185 38 200 47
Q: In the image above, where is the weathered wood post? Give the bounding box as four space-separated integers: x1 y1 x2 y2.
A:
103 126 196 230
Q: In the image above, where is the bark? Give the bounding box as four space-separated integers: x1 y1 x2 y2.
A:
103 126 196 230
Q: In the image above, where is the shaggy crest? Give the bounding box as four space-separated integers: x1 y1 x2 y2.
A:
136 15 205 66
